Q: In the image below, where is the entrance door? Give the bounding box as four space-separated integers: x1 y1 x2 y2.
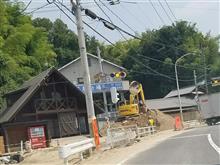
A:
58 112 78 137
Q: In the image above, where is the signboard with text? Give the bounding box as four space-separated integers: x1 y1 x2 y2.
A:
76 81 129 93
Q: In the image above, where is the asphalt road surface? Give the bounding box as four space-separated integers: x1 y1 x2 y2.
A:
124 124 220 165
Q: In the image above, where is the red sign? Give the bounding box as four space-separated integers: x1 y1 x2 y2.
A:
28 126 46 149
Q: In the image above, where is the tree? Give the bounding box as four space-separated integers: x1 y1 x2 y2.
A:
106 21 219 98
0 0 56 109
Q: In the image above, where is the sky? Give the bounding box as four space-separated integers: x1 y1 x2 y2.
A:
22 0 220 44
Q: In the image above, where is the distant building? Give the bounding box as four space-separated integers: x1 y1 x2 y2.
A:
164 85 204 99
59 53 126 84
147 97 199 121
0 68 102 152
147 85 206 121
59 53 129 120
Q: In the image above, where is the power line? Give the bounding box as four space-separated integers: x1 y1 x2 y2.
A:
93 0 127 40
158 0 173 24
130 55 195 82
119 3 148 28
164 0 177 20
136 54 205 71
26 3 51 14
29 1 196 56
135 3 155 27
94 0 113 23
99 0 137 34
129 70 204 83
148 0 166 25
51 0 205 78
51 0 205 84
52 0 115 45
21 0 32 13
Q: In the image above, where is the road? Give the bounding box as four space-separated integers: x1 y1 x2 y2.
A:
124 124 220 165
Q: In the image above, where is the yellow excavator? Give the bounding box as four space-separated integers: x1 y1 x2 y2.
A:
118 81 146 116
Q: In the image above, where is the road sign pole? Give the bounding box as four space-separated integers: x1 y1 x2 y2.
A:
71 0 98 142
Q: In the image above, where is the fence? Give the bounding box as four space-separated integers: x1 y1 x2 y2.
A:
183 120 201 129
136 126 156 137
106 128 136 148
106 125 156 148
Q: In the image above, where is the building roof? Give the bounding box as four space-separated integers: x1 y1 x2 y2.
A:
5 69 52 96
147 97 197 110
0 68 103 123
164 86 196 98
58 53 126 71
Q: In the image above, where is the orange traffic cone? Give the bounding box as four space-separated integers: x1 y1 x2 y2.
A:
174 116 183 131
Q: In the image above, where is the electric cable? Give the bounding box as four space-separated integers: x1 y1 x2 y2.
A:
53 0 115 45
158 0 173 24
21 0 32 13
148 0 166 25
164 0 177 20
26 3 51 14
99 0 137 33
93 0 127 40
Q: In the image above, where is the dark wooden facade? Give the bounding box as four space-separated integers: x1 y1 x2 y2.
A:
0 69 94 152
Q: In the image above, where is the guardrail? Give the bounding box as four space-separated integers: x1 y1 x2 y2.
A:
106 128 136 148
106 125 156 148
183 120 201 129
136 126 156 137
58 139 94 165
109 125 138 133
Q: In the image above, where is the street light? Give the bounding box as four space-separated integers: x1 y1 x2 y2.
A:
175 53 195 123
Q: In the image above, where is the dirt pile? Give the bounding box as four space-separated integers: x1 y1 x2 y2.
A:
99 110 175 136
155 110 175 130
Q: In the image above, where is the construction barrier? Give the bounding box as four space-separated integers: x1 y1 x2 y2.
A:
58 139 94 165
183 120 201 129
136 126 156 138
106 125 156 148
174 116 182 130
106 128 136 148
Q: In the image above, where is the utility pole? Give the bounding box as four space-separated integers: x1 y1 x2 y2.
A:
97 46 108 117
71 0 99 143
194 70 198 100
201 48 209 94
194 70 202 123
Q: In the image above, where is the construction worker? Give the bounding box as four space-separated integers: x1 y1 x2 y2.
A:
148 116 154 126
148 116 155 134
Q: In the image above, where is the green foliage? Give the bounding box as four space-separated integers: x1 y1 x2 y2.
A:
103 21 220 98
0 0 56 109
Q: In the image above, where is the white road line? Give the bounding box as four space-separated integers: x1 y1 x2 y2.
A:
169 134 208 140
207 134 220 155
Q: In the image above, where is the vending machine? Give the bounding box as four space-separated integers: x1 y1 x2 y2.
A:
28 126 46 149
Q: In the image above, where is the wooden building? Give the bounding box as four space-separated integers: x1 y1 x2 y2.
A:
0 68 102 152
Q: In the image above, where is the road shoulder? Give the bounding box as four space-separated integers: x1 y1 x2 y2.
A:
81 129 186 165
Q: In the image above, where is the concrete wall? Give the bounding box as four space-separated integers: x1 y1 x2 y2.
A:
59 57 123 84
167 109 200 121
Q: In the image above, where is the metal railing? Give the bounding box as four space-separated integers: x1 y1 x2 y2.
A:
136 126 156 137
106 125 157 148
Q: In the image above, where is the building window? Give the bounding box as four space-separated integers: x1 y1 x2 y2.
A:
77 77 84 84
88 57 92 67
